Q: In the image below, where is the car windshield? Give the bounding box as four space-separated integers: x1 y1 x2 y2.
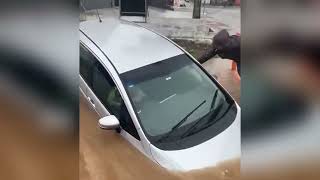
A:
120 54 237 150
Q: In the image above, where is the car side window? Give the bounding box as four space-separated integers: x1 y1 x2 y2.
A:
80 45 140 140
80 44 96 84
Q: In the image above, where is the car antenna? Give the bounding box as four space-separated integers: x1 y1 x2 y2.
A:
96 9 102 23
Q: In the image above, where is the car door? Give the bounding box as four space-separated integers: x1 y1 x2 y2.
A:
90 61 141 139
79 43 108 116
80 39 154 159
80 43 142 142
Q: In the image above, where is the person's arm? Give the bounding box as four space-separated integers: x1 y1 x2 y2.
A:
216 36 240 63
197 48 217 64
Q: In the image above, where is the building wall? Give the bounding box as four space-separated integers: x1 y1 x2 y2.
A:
148 0 171 9
80 0 113 10
210 0 236 6
203 0 211 4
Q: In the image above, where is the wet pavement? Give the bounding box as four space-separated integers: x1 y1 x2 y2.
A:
81 6 240 42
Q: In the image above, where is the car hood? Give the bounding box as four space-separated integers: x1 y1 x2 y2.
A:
149 105 240 172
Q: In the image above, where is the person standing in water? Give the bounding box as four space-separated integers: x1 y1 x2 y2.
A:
198 29 241 76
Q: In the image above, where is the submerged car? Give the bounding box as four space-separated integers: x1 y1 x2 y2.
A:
80 18 240 171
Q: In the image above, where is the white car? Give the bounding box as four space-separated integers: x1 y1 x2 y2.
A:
80 18 240 171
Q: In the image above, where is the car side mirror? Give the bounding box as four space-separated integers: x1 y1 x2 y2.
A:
98 115 120 130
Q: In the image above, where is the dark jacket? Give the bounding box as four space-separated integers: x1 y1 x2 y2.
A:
198 30 240 74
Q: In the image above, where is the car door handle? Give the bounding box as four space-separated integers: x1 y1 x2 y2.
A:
87 97 95 108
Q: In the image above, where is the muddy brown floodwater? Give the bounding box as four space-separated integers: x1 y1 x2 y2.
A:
80 97 240 180
0 94 78 180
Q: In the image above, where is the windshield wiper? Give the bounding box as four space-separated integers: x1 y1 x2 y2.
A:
156 100 206 143
181 101 224 138
178 89 219 138
210 89 219 109
181 101 234 138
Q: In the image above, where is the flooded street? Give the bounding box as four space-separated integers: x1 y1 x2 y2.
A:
0 94 77 180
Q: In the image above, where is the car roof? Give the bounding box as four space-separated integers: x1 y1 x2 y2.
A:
80 18 184 73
